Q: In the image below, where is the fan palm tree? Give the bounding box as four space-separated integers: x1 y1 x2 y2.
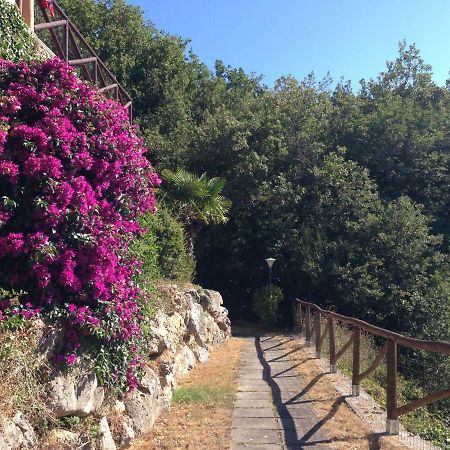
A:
160 168 232 256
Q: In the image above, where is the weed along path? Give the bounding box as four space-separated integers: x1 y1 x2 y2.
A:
232 335 330 450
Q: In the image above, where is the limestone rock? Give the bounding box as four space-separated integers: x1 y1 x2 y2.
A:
173 344 196 379
27 319 64 360
183 287 200 303
159 385 173 411
0 416 24 450
216 306 232 334
199 289 223 318
199 290 231 338
146 311 186 356
186 291 230 347
191 344 209 363
47 364 104 418
38 326 65 360
124 367 162 435
0 412 36 450
185 335 209 363
185 299 206 339
156 343 196 392
113 400 126 414
99 417 117 450
12 412 35 449
201 313 223 347
172 289 189 315
158 359 175 390
119 416 136 448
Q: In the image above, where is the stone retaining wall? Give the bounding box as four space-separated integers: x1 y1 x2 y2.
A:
0 285 231 449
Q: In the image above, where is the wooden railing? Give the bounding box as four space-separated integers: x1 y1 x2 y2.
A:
295 299 450 435
29 0 132 120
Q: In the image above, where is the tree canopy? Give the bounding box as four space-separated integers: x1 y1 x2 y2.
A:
56 0 450 340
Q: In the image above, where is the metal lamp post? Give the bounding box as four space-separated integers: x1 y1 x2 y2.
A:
265 258 276 292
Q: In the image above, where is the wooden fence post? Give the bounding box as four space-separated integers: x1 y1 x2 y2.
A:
64 23 69 61
294 299 450 426
386 339 399 434
305 306 311 345
352 327 361 396
315 308 321 358
298 302 303 337
328 316 336 373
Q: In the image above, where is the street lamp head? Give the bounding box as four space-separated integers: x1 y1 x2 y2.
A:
265 257 276 268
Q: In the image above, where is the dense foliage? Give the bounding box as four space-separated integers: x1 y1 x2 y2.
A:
0 58 160 390
55 0 450 332
133 207 194 283
36 0 450 432
0 0 34 62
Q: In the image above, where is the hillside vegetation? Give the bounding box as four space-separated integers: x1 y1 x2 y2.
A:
55 0 450 440
2 0 450 445
56 5 450 322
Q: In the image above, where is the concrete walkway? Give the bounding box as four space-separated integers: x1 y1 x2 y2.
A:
231 335 331 450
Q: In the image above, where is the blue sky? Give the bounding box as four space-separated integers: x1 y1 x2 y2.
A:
130 0 450 88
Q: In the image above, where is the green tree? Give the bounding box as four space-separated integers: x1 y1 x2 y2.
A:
334 42 450 240
160 169 231 256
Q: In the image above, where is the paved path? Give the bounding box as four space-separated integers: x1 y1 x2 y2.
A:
231 335 331 450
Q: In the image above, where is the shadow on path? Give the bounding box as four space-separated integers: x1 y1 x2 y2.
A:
263 338 295 351
255 335 297 444
272 358 314 378
285 373 325 405
267 346 304 363
255 335 344 448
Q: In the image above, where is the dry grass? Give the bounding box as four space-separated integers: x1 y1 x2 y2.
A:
0 323 52 430
280 335 406 450
130 337 243 450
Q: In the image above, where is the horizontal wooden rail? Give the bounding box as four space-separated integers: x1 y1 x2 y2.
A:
68 57 97 66
393 388 450 418
296 299 450 354
34 19 67 30
295 298 450 435
98 83 118 93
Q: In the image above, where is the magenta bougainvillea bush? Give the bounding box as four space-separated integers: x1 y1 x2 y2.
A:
0 58 160 389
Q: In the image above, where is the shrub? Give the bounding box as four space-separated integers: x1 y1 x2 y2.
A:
134 207 195 283
251 285 283 327
0 58 160 390
0 0 34 62
131 215 161 282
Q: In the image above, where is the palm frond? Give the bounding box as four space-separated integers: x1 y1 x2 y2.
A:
161 168 231 226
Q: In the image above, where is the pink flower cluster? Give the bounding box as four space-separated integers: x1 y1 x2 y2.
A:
0 298 41 321
0 58 160 386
